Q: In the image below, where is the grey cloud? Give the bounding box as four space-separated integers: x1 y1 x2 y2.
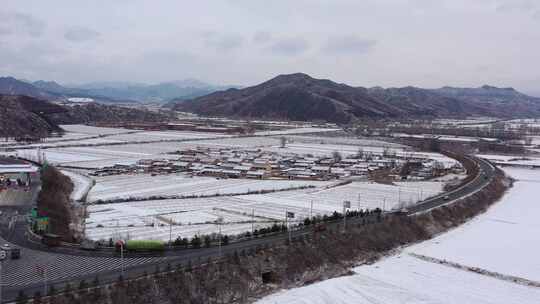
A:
322 36 376 55
253 31 272 44
268 37 309 56
1 0 540 93
495 1 535 13
64 27 100 42
203 32 244 51
495 0 540 20
0 11 45 37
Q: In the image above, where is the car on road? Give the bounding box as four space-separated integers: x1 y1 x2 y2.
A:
0 243 21 259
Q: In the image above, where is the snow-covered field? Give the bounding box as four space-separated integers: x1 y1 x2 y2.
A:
264 142 400 157
84 179 444 241
282 136 406 149
477 154 540 167
17 147 153 169
85 197 276 241
7 125 458 171
87 174 329 202
257 167 540 303
258 254 540 304
234 180 444 216
60 170 93 201
60 125 133 135
410 167 540 282
4 125 230 151
254 127 341 136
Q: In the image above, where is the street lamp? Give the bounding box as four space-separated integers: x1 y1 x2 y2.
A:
285 211 295 243
343 201 351 233
0 249 6 303
116 240 125 278
169 217 173 247
216 216 224 258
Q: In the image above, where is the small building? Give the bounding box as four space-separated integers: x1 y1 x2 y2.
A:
246 170 267 179
311 166 331 174
222 170 241 178
331 167 349 178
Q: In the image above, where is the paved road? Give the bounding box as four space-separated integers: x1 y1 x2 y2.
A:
406 155 495 214
0 155 496 303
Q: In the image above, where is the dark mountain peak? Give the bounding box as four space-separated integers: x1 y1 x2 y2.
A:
0 76 22 83
33 80 61 86
0 77 60 100
263 73 316 86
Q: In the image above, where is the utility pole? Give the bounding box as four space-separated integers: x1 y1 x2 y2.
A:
343 201 351 233
285 210 294 243
43 265 48 296
251 209 254 236
310 200 313 219
119 240 125 278
169 217 173 246
0 249 8 303
217 216 223 258
284 209 287 230
0 259 3 304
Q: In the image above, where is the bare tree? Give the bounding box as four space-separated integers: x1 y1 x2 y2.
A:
357 147 364 159
332 151 342 163
280 136 287 148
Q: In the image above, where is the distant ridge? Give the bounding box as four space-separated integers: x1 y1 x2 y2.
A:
0 76 234 103
0 77 60 100
0 94 171 140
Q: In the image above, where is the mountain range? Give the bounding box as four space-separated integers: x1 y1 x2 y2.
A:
3 73 540 124
0 77 234 103
64 80 234 103
173 73 540 123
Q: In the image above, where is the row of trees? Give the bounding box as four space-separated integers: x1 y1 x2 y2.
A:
36 166 75 241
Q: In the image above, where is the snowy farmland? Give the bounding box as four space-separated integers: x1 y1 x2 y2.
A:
8 125 458 170
257 167 540 304
84 179 444 242
85 197 277 242
60 170 94 202
409 167 540 282
6 123 464 244
86 174 329 202
254 127 341 136
257 254 540 304
233 180 444 216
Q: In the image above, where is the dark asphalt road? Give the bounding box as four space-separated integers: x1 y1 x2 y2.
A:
406 156 495 214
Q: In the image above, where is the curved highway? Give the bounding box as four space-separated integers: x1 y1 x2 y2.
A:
406 155 496 214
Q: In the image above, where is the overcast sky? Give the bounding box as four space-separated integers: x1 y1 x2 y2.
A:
1 0 539 94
